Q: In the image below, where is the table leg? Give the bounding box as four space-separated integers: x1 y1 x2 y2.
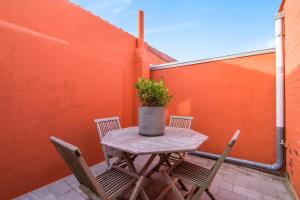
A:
146 153 171 177
162 173 185 200
139 154 157 175
122 152 157 200
156 178 188 200
163 154 188 192
129 176 145 200
178 179 188 192
137 154 158 200
121 152 137 174
154 154 188 195
140 188 150 200
155 179 177 200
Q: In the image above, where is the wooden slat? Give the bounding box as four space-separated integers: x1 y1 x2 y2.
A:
169 115 193 129
95 167 137 199
171 162 210 186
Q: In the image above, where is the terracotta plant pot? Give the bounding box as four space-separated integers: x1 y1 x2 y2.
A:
138 106 165 136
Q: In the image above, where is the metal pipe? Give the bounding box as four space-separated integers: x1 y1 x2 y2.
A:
191 12 285 172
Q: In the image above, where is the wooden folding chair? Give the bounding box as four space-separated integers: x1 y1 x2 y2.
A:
160 130 240 200
168 115 194 164
94 117 136 168
169 115 193 129
160 115 194 191
49 136 149 200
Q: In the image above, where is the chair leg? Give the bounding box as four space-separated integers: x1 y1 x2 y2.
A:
140 188 150 200
185 186 197 200
205 189 216 200
163 172 185 200
102 146 111 169
139 154 157 175
178 179 188 192
105 158 111 169
166 159 172 167
129 176 145 200
79 185 101 200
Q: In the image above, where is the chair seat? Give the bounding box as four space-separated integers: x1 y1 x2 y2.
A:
96 167 136 198
170 161 211 187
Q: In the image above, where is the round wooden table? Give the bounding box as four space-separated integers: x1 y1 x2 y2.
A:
101 126 208 199
101 126 208 155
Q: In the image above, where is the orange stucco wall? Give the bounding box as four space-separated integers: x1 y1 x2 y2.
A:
151 53 276 163
0 0 165 199
281 0 300 197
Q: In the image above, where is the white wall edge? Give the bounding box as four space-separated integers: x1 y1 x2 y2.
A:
150 48 276 71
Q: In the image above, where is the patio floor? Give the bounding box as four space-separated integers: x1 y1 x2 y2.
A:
14 154 295 200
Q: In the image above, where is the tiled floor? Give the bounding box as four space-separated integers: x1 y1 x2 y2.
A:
15 155 295 200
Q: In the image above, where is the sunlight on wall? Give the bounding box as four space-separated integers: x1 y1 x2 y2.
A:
176 99 191 115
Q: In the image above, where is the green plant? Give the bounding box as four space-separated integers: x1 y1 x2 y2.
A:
135 78 172 107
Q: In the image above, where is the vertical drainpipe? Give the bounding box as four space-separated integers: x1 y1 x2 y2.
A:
274 11 285 169
191 13 285 172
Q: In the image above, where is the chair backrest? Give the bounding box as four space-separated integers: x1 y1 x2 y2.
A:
169 115 193 129
49 136 106 199
94 117 121 140
206 129 240 187
192 130 240 200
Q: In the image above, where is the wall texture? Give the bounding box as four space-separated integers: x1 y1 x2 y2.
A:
280 0 300 197
2 0 298 199
0 0 167 199
151 52 276 164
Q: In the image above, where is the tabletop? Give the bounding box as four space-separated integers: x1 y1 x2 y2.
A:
101 126 208 155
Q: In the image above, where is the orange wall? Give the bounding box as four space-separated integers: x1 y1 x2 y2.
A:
281 0 300 197
0 0 165 199
151 53 276 163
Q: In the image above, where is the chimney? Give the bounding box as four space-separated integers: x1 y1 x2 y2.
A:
138 10 144 48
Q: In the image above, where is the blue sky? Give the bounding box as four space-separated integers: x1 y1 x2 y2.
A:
70 0 281 61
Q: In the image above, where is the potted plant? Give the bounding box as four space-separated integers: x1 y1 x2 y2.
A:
135 78 172 136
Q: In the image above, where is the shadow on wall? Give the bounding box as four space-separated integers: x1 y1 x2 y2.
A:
152 60 276 164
